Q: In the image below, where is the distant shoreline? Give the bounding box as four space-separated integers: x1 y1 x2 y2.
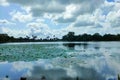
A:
1 41 120 44
1 32 120 43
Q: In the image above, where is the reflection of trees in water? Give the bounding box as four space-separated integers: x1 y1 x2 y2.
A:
118 75 120 80
94 46 100 50
94 43 100 50
63 43 88 50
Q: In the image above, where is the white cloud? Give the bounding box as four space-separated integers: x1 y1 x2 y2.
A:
106 8 120 27
72 14 95 27
61 0 120 34
50 0 104 23
1 27 29 37
1 0 120 37
64 4 78 19
10 11 33 22
0 19 67 38
27 19 69 39
0 19 15 25
53 4 77 23
0 0 9 6
7 0 104 18
98 0 120 28
27 20 53 38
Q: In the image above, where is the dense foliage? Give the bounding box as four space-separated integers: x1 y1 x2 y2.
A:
62 32 120 41
0 34 59 43
1 32 120 43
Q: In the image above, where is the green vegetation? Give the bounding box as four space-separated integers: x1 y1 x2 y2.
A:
62 32 120 41
1 32 120 43
0 34 60 43
0 44 68 61
118 74 120 80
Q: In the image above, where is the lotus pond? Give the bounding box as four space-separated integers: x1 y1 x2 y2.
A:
0 42 120 80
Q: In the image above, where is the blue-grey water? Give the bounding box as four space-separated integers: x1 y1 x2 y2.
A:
0 42 120 80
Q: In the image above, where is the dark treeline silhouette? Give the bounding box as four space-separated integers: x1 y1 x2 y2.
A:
1 32 120 43
62 32 120 41
0 34 60 43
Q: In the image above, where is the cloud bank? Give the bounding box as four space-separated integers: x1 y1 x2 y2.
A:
0 0 120 38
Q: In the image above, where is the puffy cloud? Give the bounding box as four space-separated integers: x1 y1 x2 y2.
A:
10 11 33 22
0 0 9 6
0 19 15 25
1 0 120 37
98 0 120 28
7 0 104 17
27 19 69 39
54 4 77 23
51 0 104 23
64 0 120 34
27 20 52 38
106 9 120 27
72 14 95 27
0 27 29 37
7 0 66 16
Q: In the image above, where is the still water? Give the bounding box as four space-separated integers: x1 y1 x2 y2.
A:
0 42 120 80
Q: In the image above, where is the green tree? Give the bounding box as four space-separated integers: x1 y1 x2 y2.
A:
62 32 75 41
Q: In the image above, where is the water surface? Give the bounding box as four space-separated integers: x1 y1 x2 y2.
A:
0 42 120 80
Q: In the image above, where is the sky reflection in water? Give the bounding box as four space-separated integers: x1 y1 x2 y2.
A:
0 42 120 80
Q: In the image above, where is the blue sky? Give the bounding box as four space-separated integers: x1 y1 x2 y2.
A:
0 0 120 38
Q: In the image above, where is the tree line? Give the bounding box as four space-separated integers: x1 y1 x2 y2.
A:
0 34 59 43
62 32 120 41
1 32 120 43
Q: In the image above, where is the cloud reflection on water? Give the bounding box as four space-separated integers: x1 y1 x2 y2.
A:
0 56 119 80
0 42 120 80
